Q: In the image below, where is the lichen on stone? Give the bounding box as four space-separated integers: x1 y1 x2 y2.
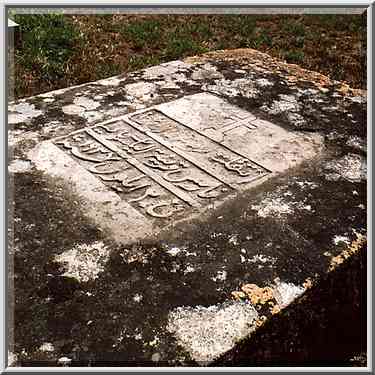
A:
329 230 366 272
54 241 111 282
167 301 258 363
324 154 366 182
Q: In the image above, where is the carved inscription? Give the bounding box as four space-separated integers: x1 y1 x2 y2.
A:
53 108 270 221
129 110 270 186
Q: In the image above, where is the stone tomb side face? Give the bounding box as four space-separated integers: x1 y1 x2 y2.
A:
30 93 322 243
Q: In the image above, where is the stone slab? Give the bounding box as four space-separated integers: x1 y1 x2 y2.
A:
29 93 322 243
8 50 366 367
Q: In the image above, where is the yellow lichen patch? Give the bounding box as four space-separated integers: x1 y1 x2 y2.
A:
329 230 366 272
337 83 350 95
241 284 274 305
231 291 246 300
302 277 313 290
270 305 281 315
184 48 365 97
255 315 267 328
231 283 276 307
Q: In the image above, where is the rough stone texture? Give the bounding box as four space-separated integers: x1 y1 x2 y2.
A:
8 48 366 367
27 92 322 243
167 301 258 364
54 241 111 283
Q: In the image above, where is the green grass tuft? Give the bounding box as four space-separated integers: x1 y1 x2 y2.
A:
119 19 162 49
14 14 83 81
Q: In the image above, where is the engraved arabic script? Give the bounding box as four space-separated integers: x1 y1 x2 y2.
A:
53 108 270 220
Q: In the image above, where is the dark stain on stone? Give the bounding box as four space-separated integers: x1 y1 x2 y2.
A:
10 106 87 133
11 170 105 360
12 139 38 159
213 246 366 366
99 91 128 106
11 150 366 366
157 156 365 288
9 59 367 367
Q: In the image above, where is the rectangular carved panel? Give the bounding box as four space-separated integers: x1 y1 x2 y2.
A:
53 108 270 221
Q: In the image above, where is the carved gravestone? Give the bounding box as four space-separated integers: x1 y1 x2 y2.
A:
10 56 366 367
30 92 322 242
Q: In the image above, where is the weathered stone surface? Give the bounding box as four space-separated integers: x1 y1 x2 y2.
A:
167 301 258 364
8 49 366 367
28 92 322 243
